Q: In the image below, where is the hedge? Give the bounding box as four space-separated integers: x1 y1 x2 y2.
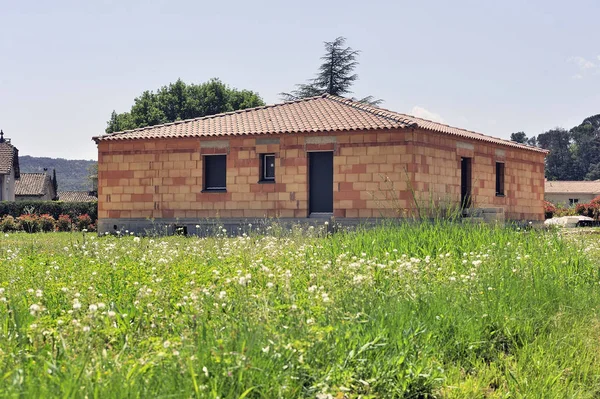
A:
0 201 98 221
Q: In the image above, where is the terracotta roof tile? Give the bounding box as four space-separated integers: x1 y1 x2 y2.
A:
15 173 51 196
58 191 98 202
93 94 546 153
545 181 600 194
0 141 18 175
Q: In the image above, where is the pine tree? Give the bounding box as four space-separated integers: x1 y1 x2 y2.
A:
280 37 382 105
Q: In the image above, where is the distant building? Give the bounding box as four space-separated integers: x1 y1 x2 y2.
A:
0 130 20 201
58 191 98 202
545 180 600 206
15 170 58 201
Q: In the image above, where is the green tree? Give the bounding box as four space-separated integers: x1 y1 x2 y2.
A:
106 111 136 133
537 128 577 180
280 37 382 105
570 114 600 180
510 131 528 144
106 79 264 133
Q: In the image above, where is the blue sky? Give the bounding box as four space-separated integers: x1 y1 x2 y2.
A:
0 0 598 160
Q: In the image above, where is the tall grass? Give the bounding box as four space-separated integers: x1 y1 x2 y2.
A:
0 223 599 397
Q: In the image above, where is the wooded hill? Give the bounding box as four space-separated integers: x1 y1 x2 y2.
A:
19 156 96 191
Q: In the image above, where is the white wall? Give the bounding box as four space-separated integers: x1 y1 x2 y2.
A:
545 193 597 207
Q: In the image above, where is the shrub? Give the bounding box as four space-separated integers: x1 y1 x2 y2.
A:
0 215 19 232
576 202 600 220
544 201 556 219
0 201 97 222
554 205 578 217
56 214 73 232
38 214 56 232
76 214 93 231
17 214 40 233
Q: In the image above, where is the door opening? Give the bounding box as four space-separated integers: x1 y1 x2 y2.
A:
308 152 333 215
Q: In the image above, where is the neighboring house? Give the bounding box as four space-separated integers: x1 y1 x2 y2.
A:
545 181 600 207
58 191 98 202
93 94 547 235
15 171 58 201
0 130 20 201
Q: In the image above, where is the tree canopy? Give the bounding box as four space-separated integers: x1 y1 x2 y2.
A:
106 79 264 133
511 114 600 180
280 37 382 106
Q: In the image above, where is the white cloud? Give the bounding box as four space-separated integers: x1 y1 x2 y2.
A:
569 56 596 70
410 106 445 123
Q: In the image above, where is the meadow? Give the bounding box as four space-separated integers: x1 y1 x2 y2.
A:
1 222 600 398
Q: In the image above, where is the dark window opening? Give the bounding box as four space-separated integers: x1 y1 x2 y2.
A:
260 154 275 182
495 162 505 196
461 157 472 208
204 155 226 191
569 198 579 206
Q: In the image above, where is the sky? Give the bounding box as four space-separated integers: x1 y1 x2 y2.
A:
0 0 599 160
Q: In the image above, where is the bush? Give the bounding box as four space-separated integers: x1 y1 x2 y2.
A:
576 202 600 220
544 201 556 219
38 214 56 232
0 215 19 232
17 214 40 233
56 214 73 232
0 201 97 222
76 214 93 231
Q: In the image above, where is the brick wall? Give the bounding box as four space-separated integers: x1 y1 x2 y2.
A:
97 128 545 223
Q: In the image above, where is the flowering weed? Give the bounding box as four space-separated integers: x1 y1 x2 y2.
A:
0 223 599 397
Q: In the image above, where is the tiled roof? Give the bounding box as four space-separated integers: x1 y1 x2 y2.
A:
93 94 546 153
58 191 98 202
545 180 600 194
15 173 51 196
0 141 19 176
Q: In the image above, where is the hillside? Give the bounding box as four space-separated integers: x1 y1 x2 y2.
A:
19 156 96 191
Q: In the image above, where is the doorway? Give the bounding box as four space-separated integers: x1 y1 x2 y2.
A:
308 152 333 215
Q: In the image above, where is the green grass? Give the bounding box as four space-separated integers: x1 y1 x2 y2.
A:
1 222 600 398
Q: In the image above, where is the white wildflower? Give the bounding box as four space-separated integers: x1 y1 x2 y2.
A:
29 303 41 315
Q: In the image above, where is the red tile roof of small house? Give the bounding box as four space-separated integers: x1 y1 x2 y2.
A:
93 94 547 153
15 173 52 196
0 141 19 177
545 180 600 194
58 191 98 202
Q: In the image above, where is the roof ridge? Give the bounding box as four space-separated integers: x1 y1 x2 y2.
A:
322 94 417 126
95 94 330 139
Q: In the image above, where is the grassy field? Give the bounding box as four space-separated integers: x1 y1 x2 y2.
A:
1 223 600 398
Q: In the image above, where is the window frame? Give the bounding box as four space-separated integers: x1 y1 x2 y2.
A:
569 198 579 206
259 153 276 183
203 154 227 192
495 162 505 197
